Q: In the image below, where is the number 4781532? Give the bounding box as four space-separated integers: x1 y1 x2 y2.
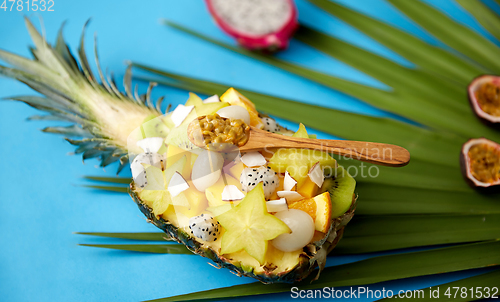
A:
1 0 54 11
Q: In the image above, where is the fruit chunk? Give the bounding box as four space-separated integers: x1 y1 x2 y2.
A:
268 149 336 187
165 101 228 151
138 157 190 216
166 145 197 179
296 177 318 198
220 88 263 128
205 0 299 52
189 214 221 242
468 75 500 127
322 166 356 218
271 209 315 252
185 92 204 107
460 138 500 190
292 123 309 139
289 192 332 233
216 183 290 264
205 174 241 207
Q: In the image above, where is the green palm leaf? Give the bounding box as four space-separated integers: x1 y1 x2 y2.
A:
457 0 500 42
338 214 500 254
307 0 487 83
387 0 500 71
156 21 500 143
148 241 500 301
79 244 191 254
76 232 168 241
385 269 500 301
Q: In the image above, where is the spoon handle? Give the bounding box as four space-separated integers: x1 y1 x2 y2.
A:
241 127 410 167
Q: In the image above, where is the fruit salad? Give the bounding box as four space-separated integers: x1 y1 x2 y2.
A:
129 88 357 283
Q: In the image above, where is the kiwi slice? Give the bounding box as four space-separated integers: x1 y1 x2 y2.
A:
140 114 171 138
322 166 356 218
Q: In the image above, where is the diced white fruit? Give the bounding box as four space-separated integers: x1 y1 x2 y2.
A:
216 105 251 125
191 150 224 192
283 171 297 191
266 198 288 212
240 152 266 167
130 152 164 188
277 191 303 202
136 137 164 153
272 209 315 252
171 104 194 127
308 162 324 188
168 172 190 197
203 95 220 103
221 185 245 201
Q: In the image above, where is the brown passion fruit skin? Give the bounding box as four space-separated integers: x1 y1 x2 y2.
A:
460 138 500 192
468 75 500 129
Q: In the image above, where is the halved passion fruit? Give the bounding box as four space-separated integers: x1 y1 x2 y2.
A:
460 138 500 190
468 75 500 127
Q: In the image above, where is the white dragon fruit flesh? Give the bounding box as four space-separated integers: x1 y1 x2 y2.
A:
130 152 165 188
240 166 279 199
188 213 221 242
261 117 280 133
205 0 298 52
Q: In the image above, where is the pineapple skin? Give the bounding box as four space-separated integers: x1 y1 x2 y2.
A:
130 183 357 283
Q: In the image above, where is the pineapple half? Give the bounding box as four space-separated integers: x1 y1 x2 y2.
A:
0 19 357 283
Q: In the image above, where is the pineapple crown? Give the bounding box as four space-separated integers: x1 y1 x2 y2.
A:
0 18 163 174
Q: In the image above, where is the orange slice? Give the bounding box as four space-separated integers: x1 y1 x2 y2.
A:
289 192 332 233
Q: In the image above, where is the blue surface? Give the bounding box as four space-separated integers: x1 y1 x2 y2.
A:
0 1 498 301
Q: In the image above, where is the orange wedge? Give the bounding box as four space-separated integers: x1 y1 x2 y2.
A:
289 192 332 233
221 88 263 128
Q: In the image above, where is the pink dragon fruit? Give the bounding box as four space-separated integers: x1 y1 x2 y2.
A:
205 0 299 52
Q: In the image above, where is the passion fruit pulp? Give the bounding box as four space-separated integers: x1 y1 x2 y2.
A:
460 138 500 190
468 75 500 127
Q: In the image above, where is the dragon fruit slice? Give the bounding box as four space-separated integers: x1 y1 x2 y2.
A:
205 0 299 52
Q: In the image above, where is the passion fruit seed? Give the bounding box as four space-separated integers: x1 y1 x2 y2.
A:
475 82 500 117
188 113 250 150
468 143 500 183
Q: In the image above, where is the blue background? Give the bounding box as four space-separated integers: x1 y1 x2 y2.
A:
1 0 499 301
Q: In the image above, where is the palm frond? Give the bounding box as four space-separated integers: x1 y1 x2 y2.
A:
147 241 500 301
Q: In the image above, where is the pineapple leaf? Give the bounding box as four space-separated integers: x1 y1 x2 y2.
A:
148 241 500 301
0 18 164 173
76 232 170 241
42 125 91 137
77 19 97 85
79 244 191 254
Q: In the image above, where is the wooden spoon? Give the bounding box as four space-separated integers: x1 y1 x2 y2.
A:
188 117 410 167
242 127 410 167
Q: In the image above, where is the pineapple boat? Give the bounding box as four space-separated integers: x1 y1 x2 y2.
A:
129 89 357 283
0 19 355 283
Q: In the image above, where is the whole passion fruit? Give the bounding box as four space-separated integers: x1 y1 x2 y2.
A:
460 138 500 190
468 75 500 127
